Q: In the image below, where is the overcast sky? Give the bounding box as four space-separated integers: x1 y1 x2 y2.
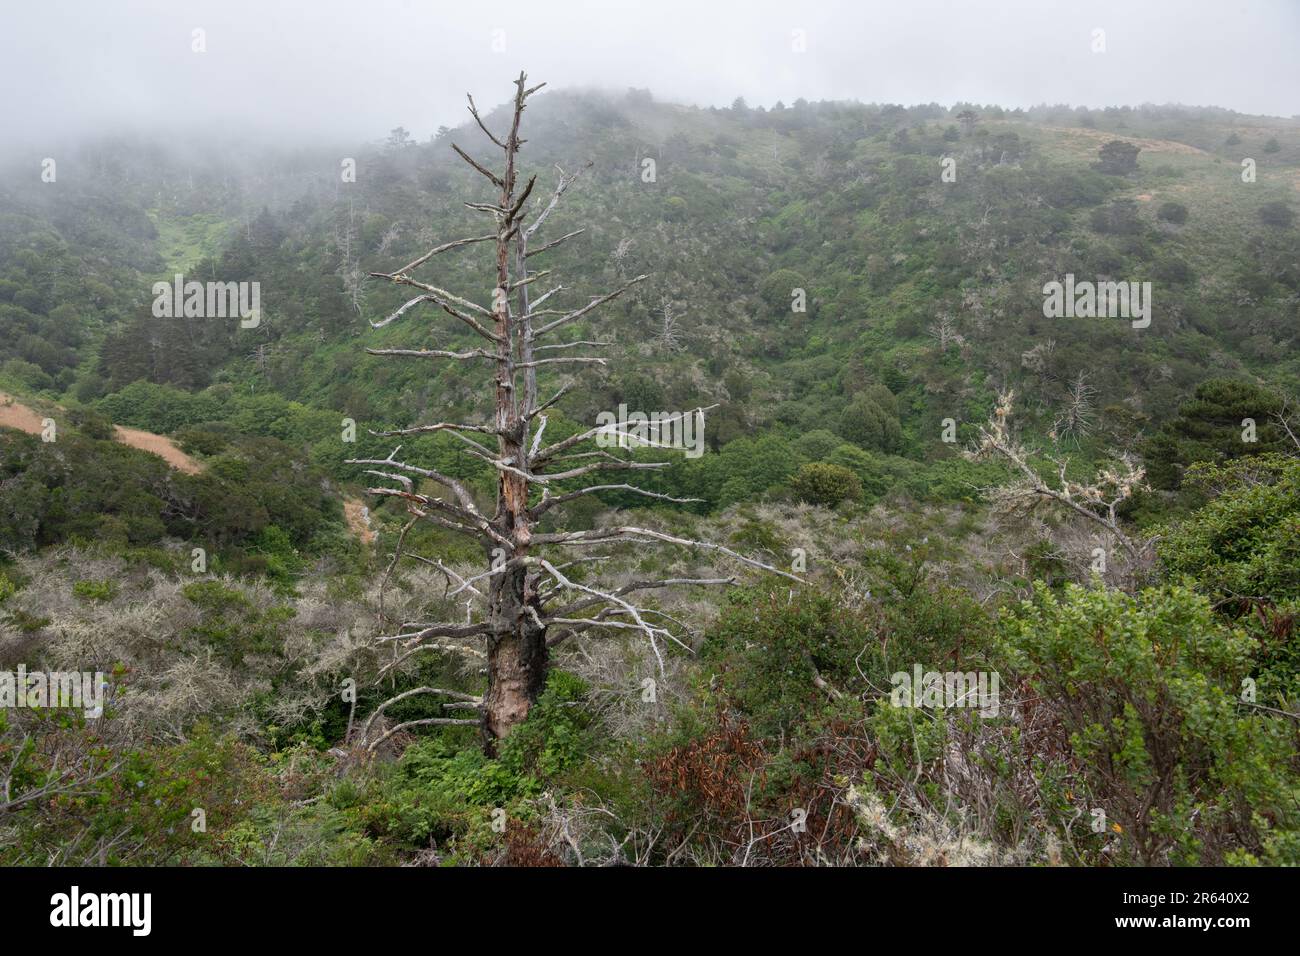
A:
2 0 1297 150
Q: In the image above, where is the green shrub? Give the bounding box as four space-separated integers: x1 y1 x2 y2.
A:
1157 201 1188 224
72 579 118 602
792 428 843 461
0 723 273 866
703 587 874 738
1259 201 1295 228
66 406 115 440
498 670 596 781
341 671 595 859
837 388 903 453
790 462 862 506
999 582 1298 864
1157 454 1300 702
728 519 784 555
175 424 233 456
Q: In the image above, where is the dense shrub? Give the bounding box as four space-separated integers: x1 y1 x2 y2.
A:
837 389 903 453
1157 201 1188 224
999 583 1299 864
790 461 862 505
702 587 873 737
1157 454 1300 701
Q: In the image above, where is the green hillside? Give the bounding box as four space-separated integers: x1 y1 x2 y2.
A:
1 92 1298 867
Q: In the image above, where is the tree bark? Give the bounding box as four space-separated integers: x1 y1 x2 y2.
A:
483 563 547 746
482 74 545 745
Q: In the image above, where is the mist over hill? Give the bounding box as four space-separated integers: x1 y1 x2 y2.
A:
2 10 1300 882
3 91 1297 477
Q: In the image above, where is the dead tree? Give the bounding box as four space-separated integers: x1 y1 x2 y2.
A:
1052 371 1097 442
966 389 1153 582
350 73 797 749
611 236 635 275
656 295 684 352
335 200 367 317
1272 391 1300 452
926 312 962 353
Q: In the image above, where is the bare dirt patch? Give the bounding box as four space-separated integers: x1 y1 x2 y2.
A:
0 392 47 434
112 425 202 474
1 390 201 474
3 390 380 542
344 497 376 545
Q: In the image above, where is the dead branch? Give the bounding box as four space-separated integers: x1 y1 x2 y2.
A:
966 389 1151 563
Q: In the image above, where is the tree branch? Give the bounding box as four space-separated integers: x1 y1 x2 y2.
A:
451 143 504 189
534 526 805 583
532 274 649 337
391 234 495 277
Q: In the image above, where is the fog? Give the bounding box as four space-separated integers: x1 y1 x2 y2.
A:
2 0 1297 151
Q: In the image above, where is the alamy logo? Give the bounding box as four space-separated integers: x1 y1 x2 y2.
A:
0 666 104 717
152 274 261 327
1042 274 1151 329
890 665 1000 717
50 886 151 936
595 404 706 459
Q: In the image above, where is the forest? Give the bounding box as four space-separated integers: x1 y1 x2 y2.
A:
1 72 1298 869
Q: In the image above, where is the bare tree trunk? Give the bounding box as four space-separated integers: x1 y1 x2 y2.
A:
483 564 547 743
481 76 544 742
352 72 802 754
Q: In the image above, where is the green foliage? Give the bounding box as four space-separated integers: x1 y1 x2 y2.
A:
1157 454 1300 702
792 428 842 462
1 722 273 865
758 268 810 317
1159 455 1300 603
1089 199 1143 235
96 380 225 434
999 582 1299 864
72 578 118 602
1157 201 1188 224
1144 378 1291 490
180 579 294 666
250 524 303 588
902 455 1011 503
174 424 233 456
65 405 115 440
182 579 251 613
728 517 785 554
0 423 350 580
837 388 903 453
1258 200 1295 228
343 670 596 858
363 742 529 848
497 670 597 780
661 432 802 509
790 461 862 506
1093 139 1141 175
824 445 912 502
860 533 995 663
703 587 870 737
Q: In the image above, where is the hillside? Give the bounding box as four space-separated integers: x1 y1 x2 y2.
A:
4 96 1298 498
1 90 1298 868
